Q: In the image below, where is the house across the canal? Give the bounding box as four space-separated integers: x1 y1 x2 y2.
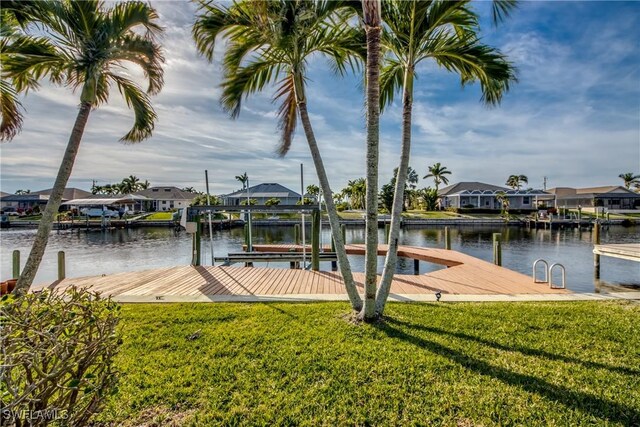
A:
221 183 301 206
547 186 640 213
438 182 555 211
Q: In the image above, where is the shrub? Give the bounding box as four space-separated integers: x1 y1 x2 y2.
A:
336 202 349 212
1 287 121 427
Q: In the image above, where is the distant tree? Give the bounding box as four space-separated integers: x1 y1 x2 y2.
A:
296 197 315 206
378 182 394 213
506 174 528 190
390 166 419 209
235 172 248 190
139 180 151 190
417 187 438 211
342 178 366 210
120 175 140 194
240 198 257 206
496 191 510 219
190 193 221 206
306 184 320 198
619 172 640 190
15 189 31 195
181 187 197 193
424 163 451 192
265 198 281 207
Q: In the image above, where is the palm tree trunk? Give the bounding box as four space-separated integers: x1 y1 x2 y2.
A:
297 97 363 311
376 68 414 315
13 101 92 296
360 0 382 321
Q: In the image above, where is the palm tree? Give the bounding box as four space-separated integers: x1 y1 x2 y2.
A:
424 162 452 193
3 0 164 295
506 174 528 190
375 0 517 316
193 0 365 310
618 172 640 190
182 186 197 193
360 0 383 320
342 178 367 210
121 175 141 194
139 180 151 190
235 172 248 190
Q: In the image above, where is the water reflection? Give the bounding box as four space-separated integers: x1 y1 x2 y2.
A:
1 225 638 293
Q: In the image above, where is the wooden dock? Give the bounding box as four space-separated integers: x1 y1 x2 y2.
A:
593 244 640 262
33 245 570 302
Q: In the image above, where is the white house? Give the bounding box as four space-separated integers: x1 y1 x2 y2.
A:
133 187 197 211
438 182 555 211
221 183 301 205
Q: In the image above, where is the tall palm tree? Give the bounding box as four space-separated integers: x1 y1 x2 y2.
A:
618 172 640 190
361 0 383 320
375 0 517 316
3 0 164 295
424 162 452 192
121 175 141 194
342 178 367 209
193 0 365 311
139 179 151 190
506 174 528 190
235 172 248 190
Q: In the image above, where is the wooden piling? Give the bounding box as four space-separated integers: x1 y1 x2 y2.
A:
492 233 502 266
12 250 20 279
57 251 66 280
414 259 419 275
192 216 201 266
341 224 346 244
445 227 451 250
294 224 301 245
594 222 601 280
330 230 337 272
311 210 320 271
384 222 390 244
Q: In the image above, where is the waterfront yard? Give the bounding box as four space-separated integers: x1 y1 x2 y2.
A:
97 301 639 426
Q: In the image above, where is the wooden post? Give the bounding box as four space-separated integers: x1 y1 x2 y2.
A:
414 259 419 275
493 233 502 266
193 216 201 266
12 250 20 279
594 222 601 280
243 223 252 267
384 222 390 244
341 224 346 245
444 226 451 250
311 210 320 271
57 251 66 280
294 224 300 245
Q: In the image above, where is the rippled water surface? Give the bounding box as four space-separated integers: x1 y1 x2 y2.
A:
1 224 638 293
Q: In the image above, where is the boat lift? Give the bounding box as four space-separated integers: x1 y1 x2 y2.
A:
185 204 324 269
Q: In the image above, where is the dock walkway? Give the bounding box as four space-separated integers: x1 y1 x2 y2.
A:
32 245 579 302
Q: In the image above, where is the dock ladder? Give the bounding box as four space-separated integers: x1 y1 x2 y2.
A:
533 259 566 289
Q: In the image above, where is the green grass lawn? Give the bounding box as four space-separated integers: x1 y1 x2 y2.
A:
96 301 639 426
143 212 174 220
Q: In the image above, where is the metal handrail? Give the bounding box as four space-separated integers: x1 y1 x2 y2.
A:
549 263 566 289
532 259 549 283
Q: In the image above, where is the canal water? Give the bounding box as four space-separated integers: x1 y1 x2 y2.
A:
1 225 638 293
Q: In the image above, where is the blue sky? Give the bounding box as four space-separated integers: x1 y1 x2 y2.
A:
1 0 638 195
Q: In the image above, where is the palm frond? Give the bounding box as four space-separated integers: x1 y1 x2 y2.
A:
192 1 234 61
0 80 24 141
491 0 518 26
108 1 162 38
379 58 404 111
109 74 157 143
220 57 282 118
274 74 298 156
110 34 165 95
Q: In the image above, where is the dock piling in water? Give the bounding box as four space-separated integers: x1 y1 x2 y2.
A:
57 251 66 280
493 233 502 266
593 222 601 280
12 250 20 279
445 227 451 250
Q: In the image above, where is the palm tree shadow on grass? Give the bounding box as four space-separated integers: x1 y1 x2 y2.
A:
385 317 640 377
374 318 640 425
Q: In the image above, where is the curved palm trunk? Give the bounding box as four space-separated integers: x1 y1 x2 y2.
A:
14 102 92 296
297 97 363 311
376 68 414 315
360 0 382 321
